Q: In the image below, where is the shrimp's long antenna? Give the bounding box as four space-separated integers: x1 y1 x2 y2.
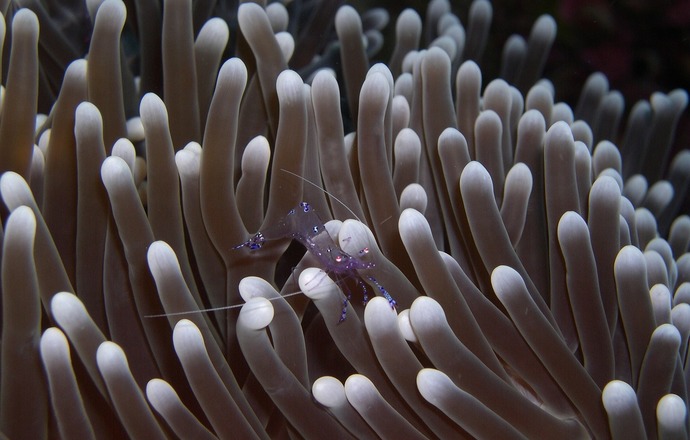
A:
280 168 362 223
144 290 308 318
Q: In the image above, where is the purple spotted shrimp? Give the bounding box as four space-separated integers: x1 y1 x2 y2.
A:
233 201 396 322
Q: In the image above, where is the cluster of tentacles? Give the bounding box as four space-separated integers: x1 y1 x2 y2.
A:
0 0 689 438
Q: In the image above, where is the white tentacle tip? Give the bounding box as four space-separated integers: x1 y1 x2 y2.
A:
172 319 204 350
397 309 418 343
602 380 637 414
51 292 89 325
101 155 133 188
147 240 180 275
276 70 305 104
299 268 333 299
344 374 378 407
146 378 178 411
96 341 129 373
0 171 32 209
39 327 71 363
416 368 452 405
657 394 686 430
312 376 346 408
238 297 274 330
5 205 36 237
363 296 398 330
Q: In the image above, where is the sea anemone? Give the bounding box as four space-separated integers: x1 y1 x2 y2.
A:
0 0 689 438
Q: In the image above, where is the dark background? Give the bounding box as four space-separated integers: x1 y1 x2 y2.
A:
353 0 690 157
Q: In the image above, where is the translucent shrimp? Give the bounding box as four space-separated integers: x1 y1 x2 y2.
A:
234 201 397 322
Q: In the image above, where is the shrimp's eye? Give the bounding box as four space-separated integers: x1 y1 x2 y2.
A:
300 202 311 212
312 225 319 234
359 247 370 255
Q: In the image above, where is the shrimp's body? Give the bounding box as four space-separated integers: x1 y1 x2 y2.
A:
234 202 396 321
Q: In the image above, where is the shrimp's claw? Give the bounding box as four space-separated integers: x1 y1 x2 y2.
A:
233 232 266 250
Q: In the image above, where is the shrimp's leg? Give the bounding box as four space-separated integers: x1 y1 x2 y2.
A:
232 232 266 250
336 274 352 323
339 294 350 323
359 279 369 304
367 276 397 310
